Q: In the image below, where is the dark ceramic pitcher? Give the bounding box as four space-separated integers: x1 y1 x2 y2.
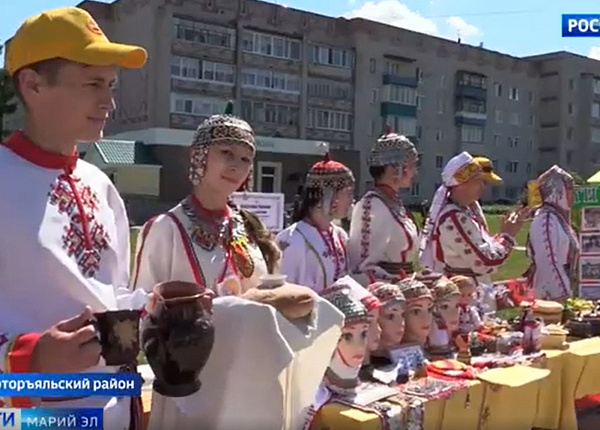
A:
141 281 215 397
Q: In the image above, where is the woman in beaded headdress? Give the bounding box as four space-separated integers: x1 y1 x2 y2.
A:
276 152 356 292
130 102 344 430
131 101 285 295
347 128 420 287
525 165 579 301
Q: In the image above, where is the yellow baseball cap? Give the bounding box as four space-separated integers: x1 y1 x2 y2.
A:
5 7 147 76
473 157 503 183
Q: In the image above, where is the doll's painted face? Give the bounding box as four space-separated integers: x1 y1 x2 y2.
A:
337 322 369 369
366 308 382 352
402 298 433 345
437 296 461 332
458 282 477 306
378 304 405 348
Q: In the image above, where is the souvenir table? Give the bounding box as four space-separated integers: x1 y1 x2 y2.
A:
140 337 600 430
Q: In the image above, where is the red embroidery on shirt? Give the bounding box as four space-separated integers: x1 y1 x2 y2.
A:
48 174 109 278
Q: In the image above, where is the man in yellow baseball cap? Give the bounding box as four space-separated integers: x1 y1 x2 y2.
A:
473 156 503 184
0 7 148 429
5 7 147 76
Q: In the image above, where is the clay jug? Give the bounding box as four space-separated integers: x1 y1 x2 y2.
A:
141 280 215 397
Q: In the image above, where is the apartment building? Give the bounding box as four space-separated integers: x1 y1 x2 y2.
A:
523 52 600 178
74 0 361 207
5 0 600 212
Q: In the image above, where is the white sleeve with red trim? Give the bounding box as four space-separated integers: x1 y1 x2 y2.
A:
275 227 310 288
438 209 515 275
529 211 570 300
130 214 177 293
347 197 397 286
106 184 149 309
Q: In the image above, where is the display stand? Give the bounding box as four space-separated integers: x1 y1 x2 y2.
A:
574 185 600 299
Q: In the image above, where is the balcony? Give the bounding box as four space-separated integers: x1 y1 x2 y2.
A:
455 84 487 100
455 115 486 127
380 102 417 118
382 73 418 88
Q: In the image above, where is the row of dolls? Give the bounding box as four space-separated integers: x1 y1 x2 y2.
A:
320 269 485 398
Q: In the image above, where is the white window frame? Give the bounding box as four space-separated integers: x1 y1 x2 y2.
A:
257 161 282 193
592 102 600 119
509 87 519 101
594 78 600 95
410 182 420 197
435 155 444 169
242 31 301 61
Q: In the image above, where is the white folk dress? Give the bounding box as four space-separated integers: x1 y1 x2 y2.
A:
347 188 419 287
0 132 147 430
131 197 344 430
276 220 349 293
428 202 515 284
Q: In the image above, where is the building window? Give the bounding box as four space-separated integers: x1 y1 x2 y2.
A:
369 58 376 73
435 155 444 169
307 78 353 99
240 100 299 126
509 87 519 101
567 127 573 140
257 162 282 193
371 89 378 103
461 125 484 143
458 72 486 88
528 91 534 103
385 116 417 136
410 182 420 197
383 85 417 105
566 150 573 166
440 75 445 88
170 93 228 116
569 79 575 90
457 98 485 114
437 98 444 114
592 102 600 118
526 163 532 174
173 18 234 49
510 112 520 125
384 60 405 75
171 56 235 84
592 127 600 143
507 137 519 148
494 83 503 97
493 134 499 146
309 44 354 68
594 78 600 94
568 103 574 115
307 108 353 132
505 161 518 173
495 109 503 123
529 114 535 126
529 139 534 151
436 129 444 141
242 31 301 60
241 68 301 93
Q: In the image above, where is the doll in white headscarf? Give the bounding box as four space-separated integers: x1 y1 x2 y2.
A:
525 165 579 301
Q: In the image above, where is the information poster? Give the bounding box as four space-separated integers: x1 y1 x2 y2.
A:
231 192 285 232
574 185 600 299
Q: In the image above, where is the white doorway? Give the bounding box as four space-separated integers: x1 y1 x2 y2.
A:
257 161 282 193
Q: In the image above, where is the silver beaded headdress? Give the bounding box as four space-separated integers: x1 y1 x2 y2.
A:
367 127 418 168
321 286 370 326
189 100 256 190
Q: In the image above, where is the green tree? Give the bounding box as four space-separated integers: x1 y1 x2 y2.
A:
0 43 17 139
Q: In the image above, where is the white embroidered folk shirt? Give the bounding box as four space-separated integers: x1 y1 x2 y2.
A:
527 207 575 301
347 188 419 286
276 220 349 293
132 197 345 430
429 203 515 285
0 132 146 430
